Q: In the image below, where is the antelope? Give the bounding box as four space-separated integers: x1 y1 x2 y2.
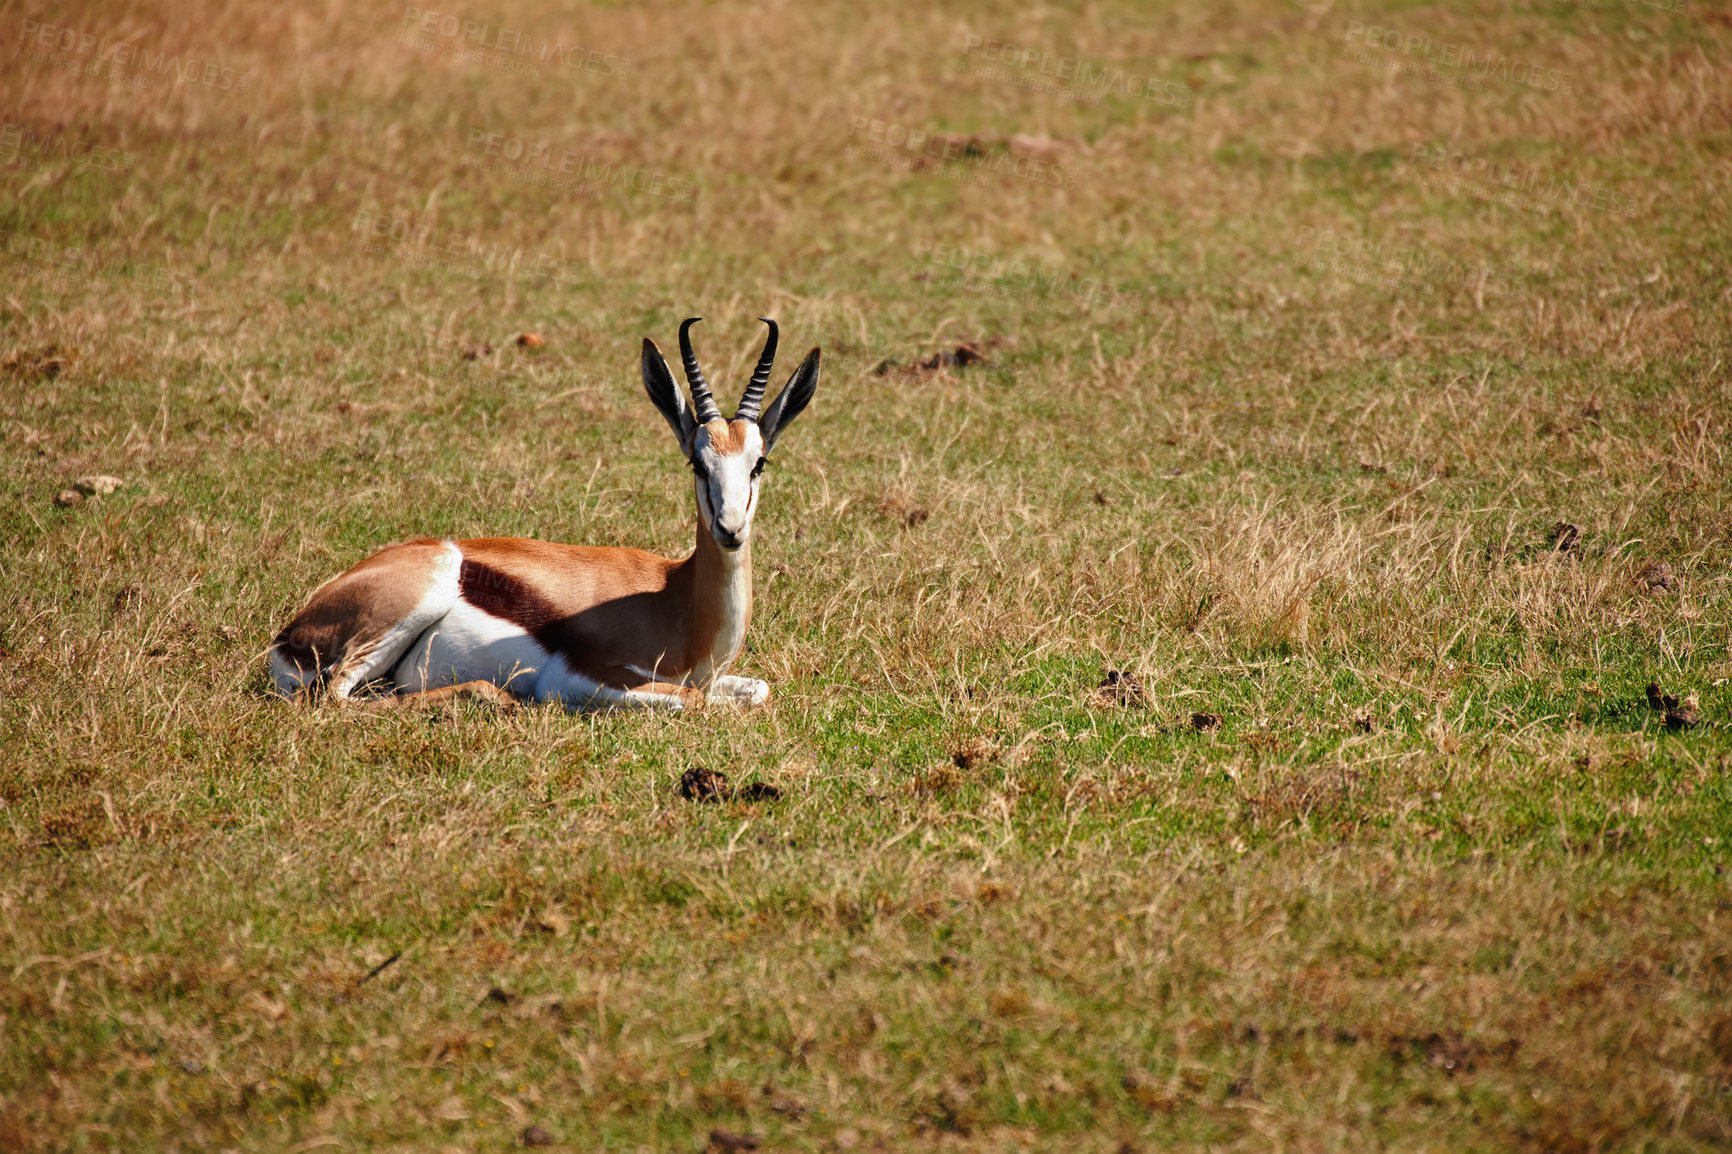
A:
267 318 819 710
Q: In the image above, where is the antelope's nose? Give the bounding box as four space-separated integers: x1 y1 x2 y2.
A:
714 525 745 550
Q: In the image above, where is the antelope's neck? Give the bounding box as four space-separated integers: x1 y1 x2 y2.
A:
686 522 752 687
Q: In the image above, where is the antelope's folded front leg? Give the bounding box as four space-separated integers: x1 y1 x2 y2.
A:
613 679 707 712
533 663 706 712
707 674 770 707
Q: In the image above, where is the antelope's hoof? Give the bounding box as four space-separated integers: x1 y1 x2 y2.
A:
708 676 771 707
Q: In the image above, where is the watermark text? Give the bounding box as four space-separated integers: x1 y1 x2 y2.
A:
461 128 693 203
15 18 252 93
0 122 136 175
351 208 584 286
1342 21 1575 94
959 32 1190 107
399 6 630 79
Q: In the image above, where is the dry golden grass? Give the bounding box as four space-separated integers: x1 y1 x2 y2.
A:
2 0 1731 1149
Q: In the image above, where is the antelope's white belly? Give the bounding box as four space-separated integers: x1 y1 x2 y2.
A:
391 600 548 693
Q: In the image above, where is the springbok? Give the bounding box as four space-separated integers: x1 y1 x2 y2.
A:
267 318 819 710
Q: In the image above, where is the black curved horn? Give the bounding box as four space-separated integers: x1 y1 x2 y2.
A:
735 317 778 422
678 317 722 424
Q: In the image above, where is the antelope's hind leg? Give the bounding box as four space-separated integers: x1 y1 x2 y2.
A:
268 539 463 701
388 679 521 709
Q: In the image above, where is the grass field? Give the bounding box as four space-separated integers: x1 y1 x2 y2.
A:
3 0 1731 1149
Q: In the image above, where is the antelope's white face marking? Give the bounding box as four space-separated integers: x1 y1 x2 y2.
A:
690 421 766 551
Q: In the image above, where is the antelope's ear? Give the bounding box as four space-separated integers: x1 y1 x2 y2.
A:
641 338 696 451
759 347 820 452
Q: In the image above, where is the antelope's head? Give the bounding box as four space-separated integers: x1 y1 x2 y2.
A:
641 318 820 552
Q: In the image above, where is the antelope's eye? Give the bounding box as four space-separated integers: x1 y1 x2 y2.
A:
690 459 710 481
750 457 767 479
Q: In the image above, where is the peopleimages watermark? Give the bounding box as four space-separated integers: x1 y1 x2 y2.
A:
0 230 197 299
1406 143 1636 219
913 240 1143 311
1677 1074 1732 1129
1342 21 1576 95
959 32 1190 108
460 128 694 203
1299 226 1517 298
399 6 630 79
1553 0 1684 11
14 19 252 93
351 209 584 286
0 122 136 175
846 116 1074 189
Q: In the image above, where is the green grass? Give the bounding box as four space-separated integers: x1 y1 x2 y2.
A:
2 0 1731 1149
